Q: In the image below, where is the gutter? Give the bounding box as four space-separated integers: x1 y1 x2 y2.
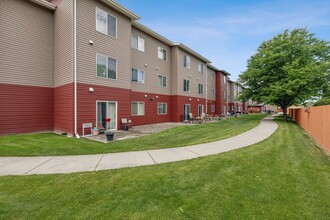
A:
29 0 56 10
73 0 78 137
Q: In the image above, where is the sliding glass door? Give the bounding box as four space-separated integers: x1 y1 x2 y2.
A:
96 101 117 130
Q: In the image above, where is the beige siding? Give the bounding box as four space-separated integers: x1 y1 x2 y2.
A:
174 47 207 98
0 0 54 87
131 27 171 95
76 0 131 89
170 47 179 95
54 0 73 87
207 67 216 101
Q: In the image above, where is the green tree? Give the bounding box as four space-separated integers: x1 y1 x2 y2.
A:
238 28 330 121
314 85 330 106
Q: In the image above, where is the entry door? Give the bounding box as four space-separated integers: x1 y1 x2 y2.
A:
198 105 204 116
97 102 117 130
183 104 190 121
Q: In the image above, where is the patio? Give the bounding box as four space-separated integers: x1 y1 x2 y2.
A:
86 122 195 143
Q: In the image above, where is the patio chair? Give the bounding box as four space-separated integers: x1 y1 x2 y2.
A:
121 118 133 130
189 113 194 123
97 122 105 134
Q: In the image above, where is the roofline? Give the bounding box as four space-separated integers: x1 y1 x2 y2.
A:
207 64 220 72
219 69 231 76
173 43 211 63
30 0 56 10
132 22 173 46
228 79 234 83
100 0 140 20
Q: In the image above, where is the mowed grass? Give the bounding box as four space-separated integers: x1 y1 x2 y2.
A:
0 117 329 219
0 114 267 156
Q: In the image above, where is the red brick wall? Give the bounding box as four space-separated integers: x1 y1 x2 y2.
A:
76 83 131 135
207 100 216 115
215 72 222 115
170 95 206 122
0 83 54 135
131 91 171 126
54 83 74 135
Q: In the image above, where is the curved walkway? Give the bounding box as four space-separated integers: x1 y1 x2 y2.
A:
0 116 278 176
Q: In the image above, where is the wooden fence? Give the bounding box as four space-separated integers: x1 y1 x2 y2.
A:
289 105 330 153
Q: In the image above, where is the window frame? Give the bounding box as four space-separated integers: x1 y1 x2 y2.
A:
198 63 204 74
223 75 227 84
96 7 117 38
198 83 203 95
183 55 191 69
157 102 167 115
211 72 215 80
211 105 215 113
157 75 167 87
131 101 145 116
211 88 215 97
131 35 145 52
158 47 167 61
183 79 190 92
96 53 117 80
131 68 145 84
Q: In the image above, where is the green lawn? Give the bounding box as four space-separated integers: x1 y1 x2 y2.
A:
0 117 329 219
0 114 267 156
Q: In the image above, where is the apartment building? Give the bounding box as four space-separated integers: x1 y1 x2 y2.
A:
0 0 235 136
227 80 247 113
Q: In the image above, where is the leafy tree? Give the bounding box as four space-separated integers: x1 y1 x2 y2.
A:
314 85 330 106
238 28 330 121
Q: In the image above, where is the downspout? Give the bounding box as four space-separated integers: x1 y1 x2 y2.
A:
205 63 208 114
73 0 78 138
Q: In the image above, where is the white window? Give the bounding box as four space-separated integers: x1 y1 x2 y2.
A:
158 47 167 60
211 88 215 97
183 79 190 92
158 75 167 87
132 68 145 83
223 90 226 99
198 63 204 74
198 84 203 94
96 54 117 79
211 72 215 80
131 35 145 52
223 75 227 84
132 102 144 116
158 103 167 115
211 105 215 112
183 55 190 68
96 7 117 38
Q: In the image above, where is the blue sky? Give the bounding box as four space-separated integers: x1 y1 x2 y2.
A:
118 0 330 81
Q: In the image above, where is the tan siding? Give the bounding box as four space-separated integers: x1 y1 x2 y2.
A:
170 47 179 95
175 47 207 98
207 68 216 101
53 0 74 87
131 27 171 95
0 0 53 88
76 0 131 89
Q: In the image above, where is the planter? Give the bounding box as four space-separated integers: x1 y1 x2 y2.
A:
105 131 114 141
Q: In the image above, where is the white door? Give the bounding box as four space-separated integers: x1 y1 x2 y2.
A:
198 105 204 116
183 104 190 121
97 101 117 130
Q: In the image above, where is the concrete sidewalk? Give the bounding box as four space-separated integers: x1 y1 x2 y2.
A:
0 116 278 176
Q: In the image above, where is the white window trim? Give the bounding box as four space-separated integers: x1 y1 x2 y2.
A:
132 35 145 52
211 88 215 97
198 104 204 116
132 68 145 84
198 84 203 95
211 105 215 112
96 53 118 80
211 72 215 80
96 7 117 39
158 46 167 61
183 79 190 92
131 101 145 116
198 63 204 74
158 75 167 87
157 102 167 115
184 55 191 69
95 101 118 130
